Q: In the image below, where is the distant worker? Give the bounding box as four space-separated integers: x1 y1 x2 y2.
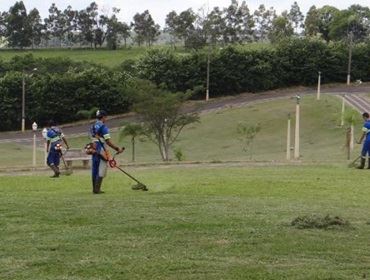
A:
89 110 124 194
46 120 69 177
356 112 370 169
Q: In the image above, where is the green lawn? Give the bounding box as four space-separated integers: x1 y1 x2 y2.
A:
1 165 370 279
0 46 188 67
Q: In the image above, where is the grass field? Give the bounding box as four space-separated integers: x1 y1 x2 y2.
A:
0 46 188 67
1 165 370 279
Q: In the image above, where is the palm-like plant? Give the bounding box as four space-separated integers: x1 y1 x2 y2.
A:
118 123 145 162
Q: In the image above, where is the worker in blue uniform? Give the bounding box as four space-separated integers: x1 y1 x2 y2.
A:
46 120 69 178
90 110 124 194
357 112 370 169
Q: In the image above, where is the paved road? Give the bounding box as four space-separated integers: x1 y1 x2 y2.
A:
1 83 370 145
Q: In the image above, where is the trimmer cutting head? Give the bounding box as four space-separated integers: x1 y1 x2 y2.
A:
131 183 148 191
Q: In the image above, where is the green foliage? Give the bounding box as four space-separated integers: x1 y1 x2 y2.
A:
237 122 261 159
0 54 133 131
118 123 145 162
76 107 98 120
133 82 199 161
135 38 370 97
173 147 185 161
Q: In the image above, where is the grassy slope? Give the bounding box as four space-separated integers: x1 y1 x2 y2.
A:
0 94 363 168
70 94 362 163
0 46 189 67
1 165 370 279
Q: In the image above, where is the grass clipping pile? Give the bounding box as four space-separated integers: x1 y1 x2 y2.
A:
291 215 350 230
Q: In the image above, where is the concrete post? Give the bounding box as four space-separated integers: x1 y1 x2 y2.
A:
294 95 301 160
287 114 291 160
317 72 321 100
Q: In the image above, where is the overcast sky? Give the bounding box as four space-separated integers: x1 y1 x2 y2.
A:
0 0 369 27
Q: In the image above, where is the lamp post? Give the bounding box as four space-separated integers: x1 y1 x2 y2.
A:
32 122 38 167
294 95 301 160
347 31 353 86
21 68 37 132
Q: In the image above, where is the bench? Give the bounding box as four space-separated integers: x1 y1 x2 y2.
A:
63 148 91 168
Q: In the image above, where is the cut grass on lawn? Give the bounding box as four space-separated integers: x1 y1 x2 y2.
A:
1 165 370 279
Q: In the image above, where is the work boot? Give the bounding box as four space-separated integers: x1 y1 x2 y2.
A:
367 159 370 169
357 158 366 169
50 165 60 178
92 177 96 193
93 177 104 194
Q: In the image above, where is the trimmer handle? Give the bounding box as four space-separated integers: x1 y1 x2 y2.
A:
109 147 125 168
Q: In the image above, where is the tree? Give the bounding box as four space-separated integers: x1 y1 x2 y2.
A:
304 5 320 37
118 123 145 162
133 82 199 161
45 3 65 47
165 9 196 48
63 6 78 47
205 6 226 45
268 12 294 43
288 1 304 34
104 8 131 49
223 0 254 43
77 2 98 48
253 5 276 41
132 10 160 46
4 1 32 48
28 8 43 48
316 6 339 41
329 6 370 42
237 122 261 159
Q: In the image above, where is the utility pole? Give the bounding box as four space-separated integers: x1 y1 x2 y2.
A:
206 46 210 101
294 95 301 160
287 113 291 160
21 73 25 132
205 0 210 101
347 31 353 86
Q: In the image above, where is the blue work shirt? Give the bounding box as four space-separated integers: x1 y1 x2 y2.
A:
362 120 370 142
90 120 111 153
46 126 64 148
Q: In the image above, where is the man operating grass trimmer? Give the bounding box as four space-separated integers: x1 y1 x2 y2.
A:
88 110 124 194
86 110 148 194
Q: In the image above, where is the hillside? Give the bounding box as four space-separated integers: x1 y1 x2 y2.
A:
0 94 362 169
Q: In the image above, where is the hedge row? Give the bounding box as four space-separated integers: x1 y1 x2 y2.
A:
135 38 370 97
